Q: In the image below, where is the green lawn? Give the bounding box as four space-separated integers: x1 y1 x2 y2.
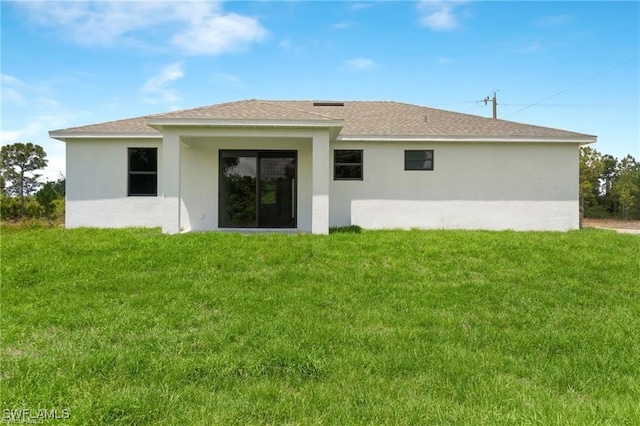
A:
1 227 639 425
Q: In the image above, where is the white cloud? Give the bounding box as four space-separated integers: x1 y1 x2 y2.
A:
1 74 26 103
1 72 84 181
333 21 352 29
346 58 376 69
277 39 309 56
211 73 243 85
1 74 25 87
2 74 64 110
0 129 26 144
512 40 542 53
350 3 372 12
417 0 468 31
172 13 268 55
279 39 292 50
17 1 267 56
1 113 75 181
20 1 178 46
141 63 185 105
1 113 75 144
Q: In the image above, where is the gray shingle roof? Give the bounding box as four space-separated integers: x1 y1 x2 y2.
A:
51 116 153 134
50 99 596 141
149 99 336 121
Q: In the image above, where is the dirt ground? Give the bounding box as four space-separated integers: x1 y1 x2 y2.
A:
583 218 640 231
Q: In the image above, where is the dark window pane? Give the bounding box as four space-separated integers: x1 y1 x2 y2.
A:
128 148 157 196
334 150 363 180
258 155 296 227
129 148 157 172
129 174 157 196
335 150 362 164
404 150 434 170
405 161 423 170
405 150 425 161
405 150 433 161
335 165 362 179
220 155 257 227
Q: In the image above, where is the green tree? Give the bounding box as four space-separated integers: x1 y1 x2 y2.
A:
0 142 48 217
51 175 66 197
611 155 640 220
35 182 59 219
598 154 619 214
579 147 604 224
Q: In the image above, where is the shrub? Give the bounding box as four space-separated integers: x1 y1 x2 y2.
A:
1 195 21 221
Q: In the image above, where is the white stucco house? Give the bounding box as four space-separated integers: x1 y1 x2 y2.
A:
49 99 596 234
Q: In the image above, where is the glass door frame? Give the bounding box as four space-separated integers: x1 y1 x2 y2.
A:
218 150 297 229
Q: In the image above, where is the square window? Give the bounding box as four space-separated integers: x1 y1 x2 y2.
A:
405 150 434 171
334 150 363 180
128 148 157 196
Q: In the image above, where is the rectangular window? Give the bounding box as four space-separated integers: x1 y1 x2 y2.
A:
128 148 157 196
405 150 434 171
334 150 363 180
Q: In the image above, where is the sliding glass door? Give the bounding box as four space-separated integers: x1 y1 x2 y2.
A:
219 150 296 228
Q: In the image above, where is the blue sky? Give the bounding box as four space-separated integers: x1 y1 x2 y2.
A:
1 0 638 180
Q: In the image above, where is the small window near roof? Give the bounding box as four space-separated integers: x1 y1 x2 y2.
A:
405 150 434 171
128 148 157 196
334 150 363 180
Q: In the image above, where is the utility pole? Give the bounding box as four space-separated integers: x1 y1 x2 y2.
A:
483 92 498 119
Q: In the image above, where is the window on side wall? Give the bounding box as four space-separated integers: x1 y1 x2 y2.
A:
128 148 157 196
334 150 363 180
404 150 434 171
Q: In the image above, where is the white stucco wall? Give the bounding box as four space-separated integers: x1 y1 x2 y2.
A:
329 141 580 231
65 139 163 228
65 134 581 232
64 129 330 232
179 141 217 232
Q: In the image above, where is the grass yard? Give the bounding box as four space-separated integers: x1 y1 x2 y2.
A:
1 227 639 425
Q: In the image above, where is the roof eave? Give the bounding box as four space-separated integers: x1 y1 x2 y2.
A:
145 117 344 131
48 131 161 142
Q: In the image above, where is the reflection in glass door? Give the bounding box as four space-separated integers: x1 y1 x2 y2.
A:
219 152 258 227
219 151 296 228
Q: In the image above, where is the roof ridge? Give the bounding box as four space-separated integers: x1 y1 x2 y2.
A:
147 99 258 118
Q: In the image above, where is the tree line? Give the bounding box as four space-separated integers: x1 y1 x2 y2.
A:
580 147 640 220
1 143 65 222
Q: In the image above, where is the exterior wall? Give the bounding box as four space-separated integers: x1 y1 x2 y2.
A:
65 134 580 232
65 138 163 228
329 141 580 231
64 129 327 232
179 141 217 232
178 130 316 232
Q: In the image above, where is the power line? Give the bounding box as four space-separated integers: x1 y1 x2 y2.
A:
502 103 631 108
427 101 478 106
463 103 479 113
502 56 639 118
